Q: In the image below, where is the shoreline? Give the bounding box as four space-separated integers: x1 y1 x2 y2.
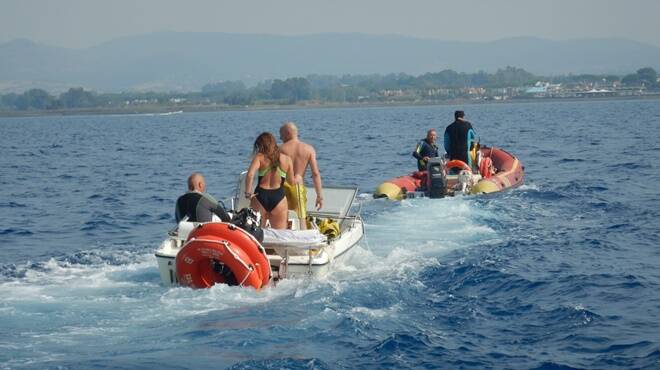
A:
1 95 659 118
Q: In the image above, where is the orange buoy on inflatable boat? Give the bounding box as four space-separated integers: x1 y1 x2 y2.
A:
175 222 271 290
479 157 494 179
445 160 472 173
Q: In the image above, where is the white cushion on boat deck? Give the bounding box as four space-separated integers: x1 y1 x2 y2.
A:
262 228 326 249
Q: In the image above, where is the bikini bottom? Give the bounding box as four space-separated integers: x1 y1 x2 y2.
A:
254 186 286 213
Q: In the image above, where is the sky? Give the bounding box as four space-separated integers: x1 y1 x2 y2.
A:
1 0 660 48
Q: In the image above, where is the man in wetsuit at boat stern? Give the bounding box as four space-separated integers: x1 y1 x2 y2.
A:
444 110 476 168
412 129 439 171
175 172 230 223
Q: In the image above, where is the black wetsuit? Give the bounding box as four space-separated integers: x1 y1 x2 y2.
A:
175 191 230 223
412 138 439 171
444 120 476 167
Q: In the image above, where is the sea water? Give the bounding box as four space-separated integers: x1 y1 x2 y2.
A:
1 100 660 369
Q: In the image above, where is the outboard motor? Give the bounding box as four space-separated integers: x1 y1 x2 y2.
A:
427 157 448 198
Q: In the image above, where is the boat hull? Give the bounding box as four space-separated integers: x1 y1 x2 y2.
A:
374 171 426 200
155 216 364 287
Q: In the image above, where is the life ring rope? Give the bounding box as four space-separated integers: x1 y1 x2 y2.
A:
237 265 254 287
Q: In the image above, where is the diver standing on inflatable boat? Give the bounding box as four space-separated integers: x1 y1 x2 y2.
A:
444 110 476 168
279 121 324 228
412 129 439 171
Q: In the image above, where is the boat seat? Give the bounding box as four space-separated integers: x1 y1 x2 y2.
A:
175 221 196 241
173 214 225 241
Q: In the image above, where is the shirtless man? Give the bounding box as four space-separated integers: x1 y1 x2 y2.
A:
279 122 323 226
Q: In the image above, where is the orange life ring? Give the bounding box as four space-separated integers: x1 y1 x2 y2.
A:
176 222 271 290
445 160 472 173
479 157 494 179
192 223 271 286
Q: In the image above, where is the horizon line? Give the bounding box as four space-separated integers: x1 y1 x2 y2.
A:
1 31 657 50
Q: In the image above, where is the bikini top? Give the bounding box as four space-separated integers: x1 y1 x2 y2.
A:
258 165 286 179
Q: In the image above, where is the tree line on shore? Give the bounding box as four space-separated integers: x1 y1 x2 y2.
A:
1 67 657 112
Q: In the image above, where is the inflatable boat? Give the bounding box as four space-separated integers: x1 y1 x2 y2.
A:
155 172 364 289
374 146 524 200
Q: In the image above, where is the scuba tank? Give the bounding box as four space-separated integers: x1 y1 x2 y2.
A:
427 157 448 198
230 207 264 242
470 140 480 169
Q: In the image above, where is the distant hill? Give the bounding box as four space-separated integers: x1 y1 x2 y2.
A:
1 32 659 93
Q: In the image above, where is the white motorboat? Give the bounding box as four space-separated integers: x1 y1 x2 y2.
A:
155 172 364 289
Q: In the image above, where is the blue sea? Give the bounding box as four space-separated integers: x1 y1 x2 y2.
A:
1 99 660 369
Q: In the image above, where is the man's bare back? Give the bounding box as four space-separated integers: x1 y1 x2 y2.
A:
279 122 323 210
281 140 314 178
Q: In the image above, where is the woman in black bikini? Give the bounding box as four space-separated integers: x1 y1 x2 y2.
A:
245 132 295 229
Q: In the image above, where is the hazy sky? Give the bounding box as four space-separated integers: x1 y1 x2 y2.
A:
2 0 659 48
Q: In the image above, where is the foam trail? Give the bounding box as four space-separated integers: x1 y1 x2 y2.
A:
365 196 498 254
322 196 499 286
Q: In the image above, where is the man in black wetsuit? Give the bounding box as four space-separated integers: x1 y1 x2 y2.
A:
444 110 477 168
412 129 439 171
175 172 230 223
